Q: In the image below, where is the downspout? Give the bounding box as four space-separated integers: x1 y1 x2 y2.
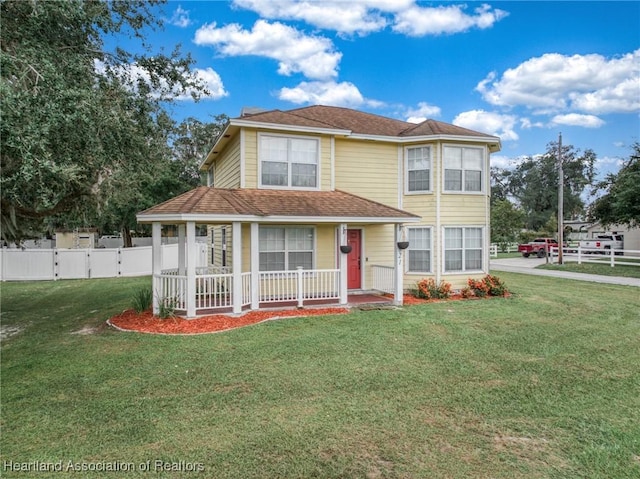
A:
435 143 441 284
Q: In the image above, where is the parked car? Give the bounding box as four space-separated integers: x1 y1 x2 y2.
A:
517 238 561 258
579 233 624 255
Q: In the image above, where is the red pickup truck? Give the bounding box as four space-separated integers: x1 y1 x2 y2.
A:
517 238 560 258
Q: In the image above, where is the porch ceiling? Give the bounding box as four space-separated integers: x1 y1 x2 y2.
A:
137 187 420 224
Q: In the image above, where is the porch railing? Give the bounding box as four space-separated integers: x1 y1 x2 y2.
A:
195 273 233 309
156 267 340 315
259 268 339 305
157 273 187 311
371 265 394 294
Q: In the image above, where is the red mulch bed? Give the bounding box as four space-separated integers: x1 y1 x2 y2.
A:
108 307 350 335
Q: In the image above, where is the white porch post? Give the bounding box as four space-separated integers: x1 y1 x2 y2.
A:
177 224 186 276
152 222 162 315
339 223 348 305
250 222 259 310
394 224 404 306
186 221 197 318
232 221 242 314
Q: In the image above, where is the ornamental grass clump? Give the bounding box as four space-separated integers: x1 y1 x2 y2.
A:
414 278 452 300
131 287 153 313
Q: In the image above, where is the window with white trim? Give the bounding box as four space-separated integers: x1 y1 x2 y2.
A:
260 134 319 188
444 227 483 272
207 166 214 187
406 146 431 193
407 227 431 272
443 146 484 192
259 226 314 271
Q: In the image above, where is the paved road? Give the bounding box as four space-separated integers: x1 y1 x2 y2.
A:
490 257 640 287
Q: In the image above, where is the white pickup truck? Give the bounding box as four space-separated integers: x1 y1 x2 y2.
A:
579 233 624 254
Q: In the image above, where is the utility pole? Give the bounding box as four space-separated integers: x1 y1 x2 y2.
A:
557 133 564 265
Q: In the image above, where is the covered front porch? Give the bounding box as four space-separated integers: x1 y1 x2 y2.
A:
138 187 420 318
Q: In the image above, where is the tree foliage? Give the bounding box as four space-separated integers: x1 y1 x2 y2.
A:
493 142 596 230
490 199 524 251
588 143 640 228
0 0 207 244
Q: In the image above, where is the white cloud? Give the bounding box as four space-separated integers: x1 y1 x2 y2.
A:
477 49 640 114
168 5 192 28
453 110 518 141
232 0 392 36
188 68 229 100
233 1 506 37
393 3 508 36
94 61 227 101
404 102 442 123
550 113 605 129
278 80 382 108
519 117 545 129
194 20 341 80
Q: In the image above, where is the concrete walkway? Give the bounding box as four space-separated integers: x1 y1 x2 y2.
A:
490 257 640 287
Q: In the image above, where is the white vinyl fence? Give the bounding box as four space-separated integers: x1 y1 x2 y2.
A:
549 246 640 267
0 244 208 281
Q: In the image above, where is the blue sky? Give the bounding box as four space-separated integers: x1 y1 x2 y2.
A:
131 1 639 177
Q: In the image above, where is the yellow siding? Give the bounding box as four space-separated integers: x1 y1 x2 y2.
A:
215 134 241 188
439 195 489 224
335 139 399 207
243 129 258 188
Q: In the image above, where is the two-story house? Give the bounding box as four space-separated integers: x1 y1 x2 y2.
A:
137 105 500 317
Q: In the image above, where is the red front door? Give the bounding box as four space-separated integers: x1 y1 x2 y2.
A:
347 229 362 289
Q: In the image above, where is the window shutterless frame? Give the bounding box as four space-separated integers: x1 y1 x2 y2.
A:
442 145 485 194
258 132 321 190
442 226 485 273
405 226 433 273
404 145 433 195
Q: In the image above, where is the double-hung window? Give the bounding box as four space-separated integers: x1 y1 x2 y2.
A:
444 227 483 272
443 146 484 192
259 227 314 271
406 146 431 193
260 135 319 188
407 227 431 273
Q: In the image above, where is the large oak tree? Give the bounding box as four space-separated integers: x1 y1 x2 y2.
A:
1 0 207 244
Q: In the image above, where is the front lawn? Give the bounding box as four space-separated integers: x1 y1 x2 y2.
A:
1 275 639 478
538 260 640 278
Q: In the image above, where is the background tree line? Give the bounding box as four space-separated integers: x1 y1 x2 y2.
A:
491 141 639 250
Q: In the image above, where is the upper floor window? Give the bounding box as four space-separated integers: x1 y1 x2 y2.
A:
260 134 319 189
443 146 484 192
406 146 431 193
207 166 214 187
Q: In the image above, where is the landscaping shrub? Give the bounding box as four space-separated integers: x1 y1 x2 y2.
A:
414 278 452 300
467 275 509 298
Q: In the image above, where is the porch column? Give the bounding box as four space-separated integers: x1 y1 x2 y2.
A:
232 221 242 314
152 222 162 315
250 222 259 310
339 223 348 305
186 221 197 318
394 224 404 306
177 224 186 276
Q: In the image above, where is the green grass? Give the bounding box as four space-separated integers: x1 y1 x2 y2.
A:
2 275 639 478
538 261 640 278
